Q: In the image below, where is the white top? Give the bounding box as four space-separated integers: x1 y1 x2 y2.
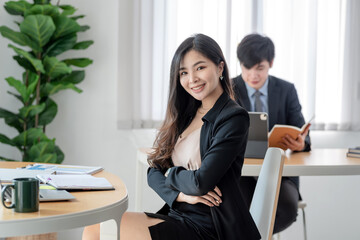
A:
172 128 201 170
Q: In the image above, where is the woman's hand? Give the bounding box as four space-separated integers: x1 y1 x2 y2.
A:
176 186 222 207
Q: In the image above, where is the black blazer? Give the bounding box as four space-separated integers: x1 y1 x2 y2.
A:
148 92 261 240
232 74 311 188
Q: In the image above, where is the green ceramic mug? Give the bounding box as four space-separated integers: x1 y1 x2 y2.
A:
1 178 39 213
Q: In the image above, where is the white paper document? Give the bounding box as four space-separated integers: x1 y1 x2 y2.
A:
0 168 54 183
25 163 103 175
36 174 114 190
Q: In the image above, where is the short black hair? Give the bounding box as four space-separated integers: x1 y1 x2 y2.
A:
236 33 275 69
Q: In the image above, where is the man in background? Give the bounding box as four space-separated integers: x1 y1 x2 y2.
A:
233 33 311 233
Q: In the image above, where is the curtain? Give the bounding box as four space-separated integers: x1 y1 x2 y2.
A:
117 0 360 130
339 0 360 130
260 0 360 130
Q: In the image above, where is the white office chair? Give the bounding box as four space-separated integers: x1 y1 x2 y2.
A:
272 201 308 240
99 148 285 240
100 220 117 240
250 147 285 240
298 200 308 240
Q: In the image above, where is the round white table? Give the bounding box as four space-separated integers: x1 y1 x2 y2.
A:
0 162 128 240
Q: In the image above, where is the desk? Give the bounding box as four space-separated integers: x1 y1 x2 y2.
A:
135 148 360 210
242 148 360 176
0 162 128 239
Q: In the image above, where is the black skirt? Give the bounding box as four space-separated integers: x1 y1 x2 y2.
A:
145 212 217 240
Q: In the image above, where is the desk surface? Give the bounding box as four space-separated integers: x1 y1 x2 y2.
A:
0 161 128 238
244 148 360 176
138 148 360 176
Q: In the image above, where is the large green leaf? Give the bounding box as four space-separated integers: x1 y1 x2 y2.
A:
43 56 72 78
4 1 32 16
28 140 55 159
5 76 38 104
33 153 57 163
26 76 39 99
0 26 41 52
72 40 93 50
38 98 57 126
0 133 16 147
78 25 90 32
12 128 49 147
42 82 82 96
34 0 51 4
0 26 26 44
19 103 46 118
59 5 76 16
5 118 23 133
0 156 17 161
70 15 85 20
5 77 27 101
0 108 22 132
7 91 23 103
44 34 77 57
13 55 37 73
24 71 40 86
27 139 59 163
24 5 60 18
53 16 80 39
9 44 45 73
59 70 85 84
0 108 18 119
20 14 55 48
63 58 93 68
54 145 64 163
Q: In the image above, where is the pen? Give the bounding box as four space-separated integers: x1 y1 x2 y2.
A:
42 177 52 185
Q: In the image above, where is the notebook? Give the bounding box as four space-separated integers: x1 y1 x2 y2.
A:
245 112 269 159
36 174 114 190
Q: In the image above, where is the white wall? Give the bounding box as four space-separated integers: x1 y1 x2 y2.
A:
1 1 360 240
281 131 360 240
0 0 140 239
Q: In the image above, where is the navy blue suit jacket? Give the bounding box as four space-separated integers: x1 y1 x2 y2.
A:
232 75 311 188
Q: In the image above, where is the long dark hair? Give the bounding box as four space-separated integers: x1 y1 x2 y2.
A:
148 33 234 169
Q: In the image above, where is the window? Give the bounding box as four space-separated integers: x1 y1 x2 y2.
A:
118 0 360 130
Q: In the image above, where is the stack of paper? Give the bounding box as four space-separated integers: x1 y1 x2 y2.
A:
36 174 114 190
24 163 103 175
347 147 360 158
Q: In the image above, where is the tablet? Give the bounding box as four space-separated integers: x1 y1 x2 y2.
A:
245 112 269 159
2 187 75 202
39 189 75 202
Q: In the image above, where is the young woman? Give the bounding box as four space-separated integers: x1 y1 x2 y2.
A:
83 34 260 240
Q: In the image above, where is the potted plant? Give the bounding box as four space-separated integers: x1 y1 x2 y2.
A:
0 0 93 167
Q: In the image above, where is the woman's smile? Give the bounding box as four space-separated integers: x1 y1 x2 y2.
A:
191 83 206 93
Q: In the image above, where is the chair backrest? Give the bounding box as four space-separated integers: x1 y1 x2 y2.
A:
249 147 285 240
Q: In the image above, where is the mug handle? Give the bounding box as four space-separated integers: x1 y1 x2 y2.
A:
1 184 15 209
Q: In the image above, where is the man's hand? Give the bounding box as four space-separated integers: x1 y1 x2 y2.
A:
278 124 311 151
176 186 222 207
